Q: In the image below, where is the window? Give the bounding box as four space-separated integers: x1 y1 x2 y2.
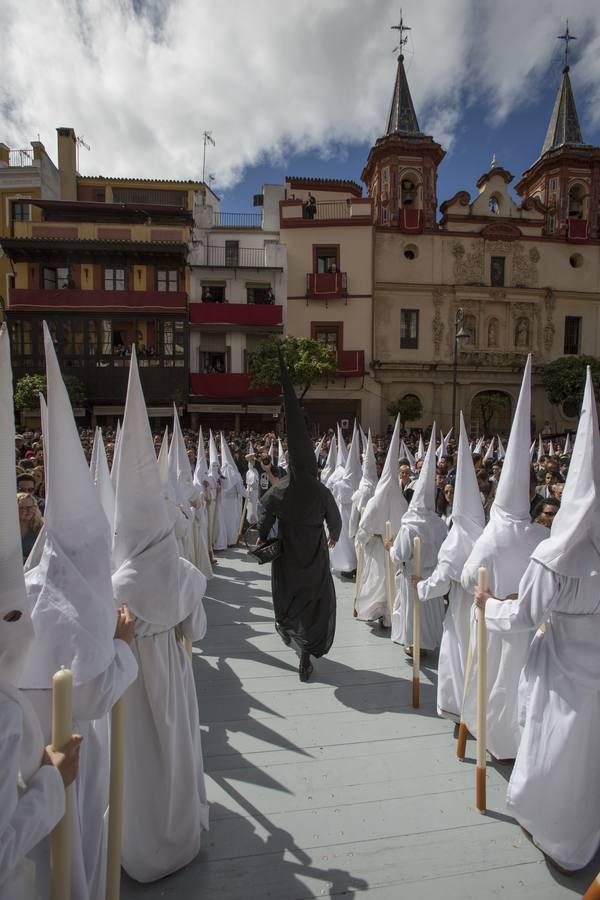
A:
490 256 505 287
9 320 32 356
104 268 126 291
381 167 389 185
314 247 339 274
199 333 227 374
12 201 31 221
463 314 477 347
564 316 581 355
313 324 340 351
488 196 500 215
162 320 185 366
62 320 84 356
247 285 274 304
225 240 239 267
88 321 98 356
546 215 556 234
400 309 419 349
401 177 418 208
43 267 69 289
380 206 388 225
202 283 225 303
157 269 178 292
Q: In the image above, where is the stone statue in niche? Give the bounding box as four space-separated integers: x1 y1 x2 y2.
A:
463 314 477 346
515 317 529 348
487 319 498 347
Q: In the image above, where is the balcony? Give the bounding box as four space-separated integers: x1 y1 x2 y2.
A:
197 246 276 268
567 217 588 242
280 198 373 227
189 302 283 327
306 272 347 301
9 288 187 314
190 373 280 399
335 350 365 378
398 208 423 232
213 211 262 229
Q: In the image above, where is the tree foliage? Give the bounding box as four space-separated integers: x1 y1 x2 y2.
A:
14 373 86 411
542 355 600 407
386 393 423 425
472 391 511 435
248 336 336 399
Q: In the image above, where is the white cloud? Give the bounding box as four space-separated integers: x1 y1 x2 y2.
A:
0 0 597 190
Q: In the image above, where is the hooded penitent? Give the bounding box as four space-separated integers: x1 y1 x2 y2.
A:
110 418 122 487
259 352 341 658
320 433 337 486
328 424 349 490
399 439 416 471
193 426 209 486
277 437 288 471
349 429 378 539
359 416 407 538
112 348 193 626
91 427 116 532
0 324 35 682
533 368 600 578
21 323 116 689
416 433 425 460
220 432 245 545
436 413 486 580
330 424 362 572
401 423 446 561
482 436 495 463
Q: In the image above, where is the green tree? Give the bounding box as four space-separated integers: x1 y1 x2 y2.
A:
472 391 512 435
14 373 86 411
248 336 336 400
386 393 423 427
542 356 600 407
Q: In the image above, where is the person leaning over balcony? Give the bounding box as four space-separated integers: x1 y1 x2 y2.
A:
303 194 316 219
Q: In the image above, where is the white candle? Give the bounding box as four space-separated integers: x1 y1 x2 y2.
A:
50 667 73 900
384 521 394 619
476 566 488 813
105 697 125 900
413 535 421 579
412 536 421 708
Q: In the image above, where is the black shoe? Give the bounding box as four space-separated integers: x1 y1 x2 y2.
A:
275 623 291 646
299 653 313 682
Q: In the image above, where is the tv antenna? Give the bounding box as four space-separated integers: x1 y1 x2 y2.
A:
76 135 90 171
202 131 215 184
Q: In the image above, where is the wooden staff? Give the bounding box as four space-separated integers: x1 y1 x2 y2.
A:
412 536 421 709
50 667 73 900
384 521 394 621
476 565 488 813
352 544 364 618
105 697 124 900
236 496 248 544
456 635 473 760
583 872 600 900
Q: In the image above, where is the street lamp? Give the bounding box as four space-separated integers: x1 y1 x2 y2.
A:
451 307 469 436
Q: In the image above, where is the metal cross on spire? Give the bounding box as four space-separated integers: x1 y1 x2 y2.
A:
391 8 411 60
557 20 576 70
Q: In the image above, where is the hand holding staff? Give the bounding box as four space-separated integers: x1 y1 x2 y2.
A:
412 536 422 709
50 667 73 900
476 566 488 814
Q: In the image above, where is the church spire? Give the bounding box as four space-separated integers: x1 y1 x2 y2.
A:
386 11 422 136
540 21 584 156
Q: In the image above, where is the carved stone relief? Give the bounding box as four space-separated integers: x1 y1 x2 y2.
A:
512 244 540 288
432 293 444 357
543 288 556 352
452 241 484 285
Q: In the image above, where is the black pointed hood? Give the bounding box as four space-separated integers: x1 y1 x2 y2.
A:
280 350 318 480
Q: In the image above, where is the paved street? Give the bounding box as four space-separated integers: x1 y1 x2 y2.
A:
122 549 598 899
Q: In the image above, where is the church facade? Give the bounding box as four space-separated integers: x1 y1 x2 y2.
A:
281 28 600 437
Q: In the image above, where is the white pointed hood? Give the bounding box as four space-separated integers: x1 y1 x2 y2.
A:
482 436 495 462
110 418 122 487
332 424 362 504
89 426 101 480
320 434 337 487
314 435 325 462
268 440 275 465
359 416 407 537
435 413 485 581
474 436 485 456
529 440 536 461
563 432 571 455
537 434 544 463
463 356 546 597
497 436 506 461
399 439 416 471
112 348 189 627
0 324 34 682
220 432 243 489
169 404 194 505
193 426 208 485
533 369 600 577
277 437 288 471
547 440 555 458
21 322 116 688
401 423 448 565
351 429 378 514
91 427 116 531
416 434 425 460
359 425 368 454
336 425 348 467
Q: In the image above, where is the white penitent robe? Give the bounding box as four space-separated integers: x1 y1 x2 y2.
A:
330 486 357 574
220 476 244 546
390 525 446 649
245 466 259 525
354 526 391 625
191 485 212 579
486 561 600 871
418 565 471 721
207 478 227 552
0 683 65 900
25 641 137 900
121 561 209 883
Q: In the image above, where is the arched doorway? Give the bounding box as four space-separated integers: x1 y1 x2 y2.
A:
471 390 512 437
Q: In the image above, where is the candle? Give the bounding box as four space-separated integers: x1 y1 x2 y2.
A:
50 667 73 900
476 566 488 813
412 535 421 579
384 521 394 619
412 536 421 708
105 697 125 900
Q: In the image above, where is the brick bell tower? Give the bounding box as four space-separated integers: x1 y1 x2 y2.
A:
516 21 600 242
361 13 445 233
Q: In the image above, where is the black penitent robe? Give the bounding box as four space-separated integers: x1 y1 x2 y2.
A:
259 475 342 658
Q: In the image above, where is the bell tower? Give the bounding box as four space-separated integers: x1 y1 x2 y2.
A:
516 22 600 241
361 13 445 232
